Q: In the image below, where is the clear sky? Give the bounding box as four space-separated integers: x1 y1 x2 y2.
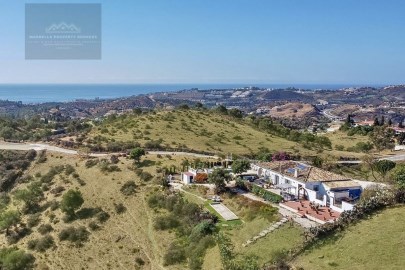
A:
1 0 405 84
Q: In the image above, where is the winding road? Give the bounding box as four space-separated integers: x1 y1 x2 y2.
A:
0 141 218 159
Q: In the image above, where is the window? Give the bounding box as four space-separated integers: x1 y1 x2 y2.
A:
313 185 319 192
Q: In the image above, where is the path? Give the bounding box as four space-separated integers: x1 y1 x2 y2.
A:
242 217 289 247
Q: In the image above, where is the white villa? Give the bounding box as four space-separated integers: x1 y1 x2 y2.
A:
251 161 362 213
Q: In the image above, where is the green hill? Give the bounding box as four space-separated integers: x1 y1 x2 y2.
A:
293 206 405 270
87 109 322 158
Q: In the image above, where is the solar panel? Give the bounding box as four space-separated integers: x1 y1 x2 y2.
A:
286 168 295 174
297 164 307 170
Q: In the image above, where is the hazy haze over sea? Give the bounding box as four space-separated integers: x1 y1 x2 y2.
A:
0 84 383 104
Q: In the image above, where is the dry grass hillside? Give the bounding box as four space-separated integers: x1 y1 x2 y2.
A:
88 109 305 156
267 102 318 119
1 151 203 270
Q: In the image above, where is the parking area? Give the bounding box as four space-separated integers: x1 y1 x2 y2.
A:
210 203 239 221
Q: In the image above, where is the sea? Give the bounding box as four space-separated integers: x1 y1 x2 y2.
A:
0 83 379 104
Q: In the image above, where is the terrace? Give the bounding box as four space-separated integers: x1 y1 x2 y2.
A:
280 200 340 224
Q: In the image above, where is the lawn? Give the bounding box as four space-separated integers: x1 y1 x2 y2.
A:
294 206 405 270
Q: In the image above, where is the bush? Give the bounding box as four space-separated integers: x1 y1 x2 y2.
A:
37 224 53 235
88 221 100 231
120 181 137 196
27 213 41 228
65 164 76 176
139 171 153 182
251 185 283 203
135 257 145 266
58 226 90 247
85 159 99 168
27 235 54 252
96 210 110 223
154 215 180 230
0 247 35 270
163 242 186 266
114 203 126 214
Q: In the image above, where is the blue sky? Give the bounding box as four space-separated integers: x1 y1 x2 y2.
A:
0 0 405 84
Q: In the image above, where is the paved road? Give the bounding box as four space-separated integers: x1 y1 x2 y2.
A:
0 141 218 159
0 141 404 162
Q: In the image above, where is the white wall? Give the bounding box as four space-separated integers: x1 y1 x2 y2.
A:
342 201 354 211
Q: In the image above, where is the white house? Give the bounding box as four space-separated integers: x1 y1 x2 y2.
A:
251 161 362 212
181 172 195 184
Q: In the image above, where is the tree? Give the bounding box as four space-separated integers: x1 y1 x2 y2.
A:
14 182 43 213
312 156 324 168
180 159 190 172
373 160 396 181
391 164 405 188
397 132 405 145
60 190 84 217
0 210 21 235
215 105 228 115
231 159 251 174
130 147 145 163
208 168 231 193
0 247 35 270
362 155 379 181
373 117 380 126
228 108 243 118
177 104 190 110
370 126 395 152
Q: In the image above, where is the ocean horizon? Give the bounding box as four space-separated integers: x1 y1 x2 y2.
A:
0 83 383 104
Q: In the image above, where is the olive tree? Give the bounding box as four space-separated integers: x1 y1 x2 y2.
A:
231 159 251 174
60 190 84 217
130 147 145 164
208 168 231 193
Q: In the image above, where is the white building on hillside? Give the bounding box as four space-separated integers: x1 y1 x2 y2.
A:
251 161 362 213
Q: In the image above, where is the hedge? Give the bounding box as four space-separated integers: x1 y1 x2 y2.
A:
251 185 283 203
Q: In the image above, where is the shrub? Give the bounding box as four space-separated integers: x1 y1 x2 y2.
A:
65 164 75 176
96 210 110 223
251 185 283 203
88 221 100 231
135 257 145 266
163 242 186 266
110 155 119 164
120 181 137 196
114 203 126 214
27 235 54 252
85 159 99 168
154 215 180 230
58 226 90 247
139 172 153 182
37 224 53 235
27 213 41 228
0 247 35 270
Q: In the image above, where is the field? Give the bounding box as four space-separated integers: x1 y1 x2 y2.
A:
293 206 405 270
88 110 311 157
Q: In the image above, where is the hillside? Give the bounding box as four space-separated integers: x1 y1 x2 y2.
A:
87 109 308 157
293 206 405 269
0 150 304 269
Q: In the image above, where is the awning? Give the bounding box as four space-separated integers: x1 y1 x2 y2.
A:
276 183 295 189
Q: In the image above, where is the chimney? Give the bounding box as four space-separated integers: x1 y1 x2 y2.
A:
294 168 298 178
